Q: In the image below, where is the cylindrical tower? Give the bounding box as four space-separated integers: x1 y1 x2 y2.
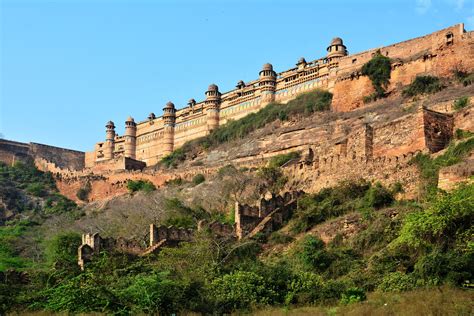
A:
259 63 277 105
104 121 115 160
296 57 307 71
205 84 221 132
162 101 176 155
124 116 137 159
326 37 347 61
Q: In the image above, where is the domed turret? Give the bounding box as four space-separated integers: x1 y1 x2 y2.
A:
148 113 156 120
327 37 347 60
259 63 277 105
205 84 221 132
124 116 137 159
296 57 307 70
104 120 116 160
162 102 176 155
236 80 245 89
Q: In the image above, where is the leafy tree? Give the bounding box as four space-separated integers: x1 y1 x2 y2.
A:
361 51 391 100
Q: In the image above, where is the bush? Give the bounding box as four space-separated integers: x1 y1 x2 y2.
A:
26 183 47 197
268 152 301 168
192 173 205 185
361 51 391 100
257 166 287 194
362 182 394 209
164 177 184 186
76 182 91 201
453 68 474 86
340 287 366 304
291 180 374 233
455 129 474 140
453 96 469 111
377 272 416 292
268 232 294 245
299 235 332 272
402 75 444 97
394 183 474 250
209 271 277 312
126 179 156 193
44 232 81 270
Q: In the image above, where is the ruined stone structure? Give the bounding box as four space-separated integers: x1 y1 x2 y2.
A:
234 191 303 239
86 24 472 170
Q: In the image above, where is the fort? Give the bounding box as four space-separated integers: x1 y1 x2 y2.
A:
0 23 473 203
84 23 473 171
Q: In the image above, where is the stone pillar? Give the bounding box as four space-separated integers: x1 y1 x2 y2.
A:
124 116 137 159
259 63 277 106
150 224 158 247
104 121 115 160
205 84 221 132
234 201 243 240
162 101 176 155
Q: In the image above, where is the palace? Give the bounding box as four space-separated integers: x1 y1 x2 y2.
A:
85 23 471 170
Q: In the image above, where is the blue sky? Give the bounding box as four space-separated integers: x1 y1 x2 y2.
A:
1 0 473 151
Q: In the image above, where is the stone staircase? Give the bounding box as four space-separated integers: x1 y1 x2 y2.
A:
140 239 167 256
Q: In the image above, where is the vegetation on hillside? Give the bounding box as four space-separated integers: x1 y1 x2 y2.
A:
411 136 474 197
402 75 445 97
161 90 332 168
361 51 392 103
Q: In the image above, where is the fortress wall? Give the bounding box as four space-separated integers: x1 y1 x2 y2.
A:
173 116 208 148
0 139 31 166
0 139 85 171
372 111 426 157
337 24 465 73
332 24 471 112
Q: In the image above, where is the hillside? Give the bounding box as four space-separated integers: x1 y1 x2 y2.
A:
1 54 474 314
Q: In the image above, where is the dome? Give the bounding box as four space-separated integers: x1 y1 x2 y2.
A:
236 80 245 88
125 116 134 122
164 101 175 109
330 37 343 45
106 121 115 128
297 57 306 64
207 84 218 91
148 113 156 119
188 98 196 104
262 63 273 71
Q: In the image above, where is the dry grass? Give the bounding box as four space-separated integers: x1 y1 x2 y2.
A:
250 286 474 316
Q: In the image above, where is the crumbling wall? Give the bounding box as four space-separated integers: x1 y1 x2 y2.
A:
423 108 454 153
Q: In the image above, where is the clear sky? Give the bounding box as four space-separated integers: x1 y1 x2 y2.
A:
1 0 472 151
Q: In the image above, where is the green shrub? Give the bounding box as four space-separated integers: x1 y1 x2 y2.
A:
161 147 186 168
257 166 287 194
455 129 474 140
268 232 294 245
76 182 91 201
119 272 183 314
394 183 474 250
26 183 47 197
44 232 81 270
44 193 77 214
209 271 277 312
377 272 416 292
411 138 474 196
453 68 474 86
126 179 156 193
164 177 184 186
402 75 444 97
192 173 205 185
453 96 469 111
340 287 366 304
268 152 301 168
299 235 332 272
362 182 394 209
291 180 374 233
361 51 391 100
